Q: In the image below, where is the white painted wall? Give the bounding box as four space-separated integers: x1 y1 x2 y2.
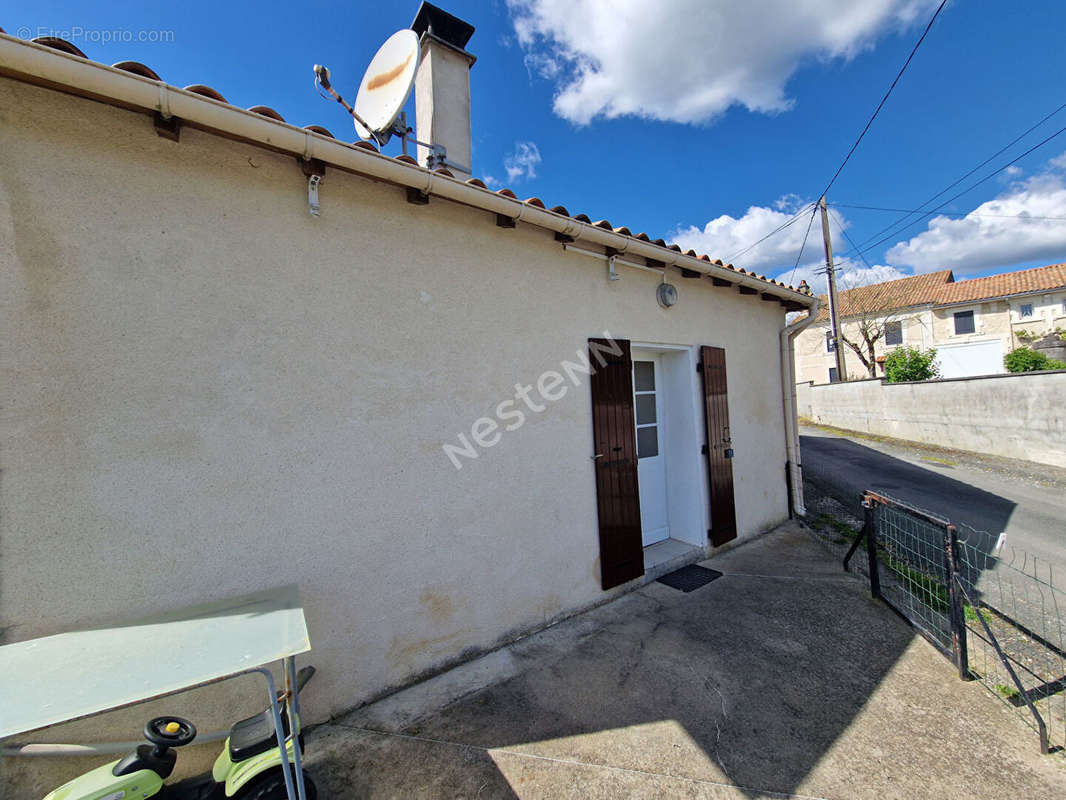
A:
0 77 791 791
796 372 1066 467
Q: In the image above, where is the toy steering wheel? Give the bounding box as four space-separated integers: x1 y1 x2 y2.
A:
145 716 197 749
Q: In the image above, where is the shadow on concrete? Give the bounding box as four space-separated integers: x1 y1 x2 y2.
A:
800 432 1018 593
307 527 1060 799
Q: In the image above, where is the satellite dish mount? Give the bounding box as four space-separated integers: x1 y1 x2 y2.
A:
313 28 468 173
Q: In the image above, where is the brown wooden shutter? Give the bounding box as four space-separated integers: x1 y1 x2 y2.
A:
588 338 644 589
700 346 738 546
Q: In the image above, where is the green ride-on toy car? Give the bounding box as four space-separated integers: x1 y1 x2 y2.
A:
43 667 317 800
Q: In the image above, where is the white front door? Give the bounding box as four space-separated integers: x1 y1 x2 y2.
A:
633 353 670 546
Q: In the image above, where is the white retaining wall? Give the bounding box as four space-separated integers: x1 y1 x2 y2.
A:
796 372 1066 468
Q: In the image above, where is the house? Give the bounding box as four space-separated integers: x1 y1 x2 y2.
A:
0 4 815 756
794 263 1066 383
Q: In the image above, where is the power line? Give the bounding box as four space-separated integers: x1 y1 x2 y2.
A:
725 202 815 264
727 0 947 276
845 99 1066 252
787 206 820 286
816 0 948 201
831 202 1066 222
829 208 876 272
843 123 1066 259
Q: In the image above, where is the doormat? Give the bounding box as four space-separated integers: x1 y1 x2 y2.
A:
657 564 723 592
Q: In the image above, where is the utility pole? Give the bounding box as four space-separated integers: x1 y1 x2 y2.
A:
819 195 847 381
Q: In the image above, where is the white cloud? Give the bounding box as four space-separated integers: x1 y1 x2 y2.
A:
507 0 937 125
504 141 542 182
671 197 840 274
886 152 1066 274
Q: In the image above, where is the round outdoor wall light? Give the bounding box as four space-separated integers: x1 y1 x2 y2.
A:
657 282 678 309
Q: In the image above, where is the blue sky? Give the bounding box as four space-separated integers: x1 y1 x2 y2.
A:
7 0 1066 293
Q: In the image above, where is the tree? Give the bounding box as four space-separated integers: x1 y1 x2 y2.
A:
1004 347 1066 373
884 347 939 382
832 274 908 379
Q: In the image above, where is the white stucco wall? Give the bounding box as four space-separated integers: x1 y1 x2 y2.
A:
796 372 1066 468
0 76 791 776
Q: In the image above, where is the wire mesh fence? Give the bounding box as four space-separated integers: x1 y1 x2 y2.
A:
830 490 1066 754
870 500 955 656
956 535 1065 754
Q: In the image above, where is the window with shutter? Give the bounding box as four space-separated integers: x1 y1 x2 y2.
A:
954 310 975 335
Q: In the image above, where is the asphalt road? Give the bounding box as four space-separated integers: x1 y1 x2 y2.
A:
800 426 1066 571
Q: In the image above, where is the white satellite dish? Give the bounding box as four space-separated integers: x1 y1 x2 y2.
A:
352 29 419 142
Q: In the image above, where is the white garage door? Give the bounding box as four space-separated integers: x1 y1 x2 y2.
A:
935 339 1004 378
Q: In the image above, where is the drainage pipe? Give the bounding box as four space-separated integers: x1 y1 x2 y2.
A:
779 300 821 517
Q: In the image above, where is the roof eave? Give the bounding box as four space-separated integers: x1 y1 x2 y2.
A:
0 33 815 307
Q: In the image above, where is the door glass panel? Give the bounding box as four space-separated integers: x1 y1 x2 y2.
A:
634 361 655 391
637 426 658 458
635 394 657 425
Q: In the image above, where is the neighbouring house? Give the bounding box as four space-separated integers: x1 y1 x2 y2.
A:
0 3 816 768
794 263 1066 384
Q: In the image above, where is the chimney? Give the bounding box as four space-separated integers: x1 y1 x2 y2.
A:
410 2 476 179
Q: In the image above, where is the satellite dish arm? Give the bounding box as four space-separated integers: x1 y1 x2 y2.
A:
313 65 381 143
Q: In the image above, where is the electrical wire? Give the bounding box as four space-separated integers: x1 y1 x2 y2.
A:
829 208 878 281
831 202 1066 222
787 206 820 287
726 202 815 265
844 99 1066 252
816 0 948 201
844 122 1066 259
726 0 947 275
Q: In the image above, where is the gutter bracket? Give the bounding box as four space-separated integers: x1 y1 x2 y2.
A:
308 173 322 217
300 158 326 217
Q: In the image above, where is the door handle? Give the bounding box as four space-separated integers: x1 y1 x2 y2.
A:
591 453 604 460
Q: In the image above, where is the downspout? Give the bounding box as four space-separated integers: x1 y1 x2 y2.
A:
780 300 821 517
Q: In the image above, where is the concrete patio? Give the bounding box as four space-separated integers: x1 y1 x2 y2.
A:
303 522 1065 798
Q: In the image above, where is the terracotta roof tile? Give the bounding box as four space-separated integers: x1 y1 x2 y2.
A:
524 197 545 208
33 37 85 58
111 61 160 80
248 105 284 122
934 263 1066 305
183 84 227 102
2 30 815 300
812 269 953 322
303 125 335 138
811 264 1066 321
